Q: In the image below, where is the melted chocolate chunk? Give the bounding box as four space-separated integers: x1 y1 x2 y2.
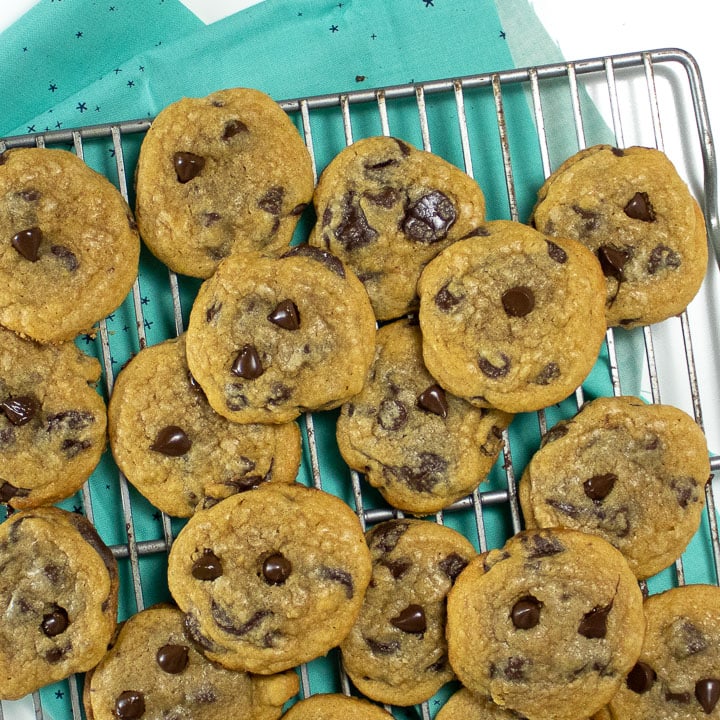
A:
671 477 699 508
381 559 412 580
598 245 630 281
540 423 569 447
578 601 613 639
61 438 92 458
150 425 192 457
201 212 222 227
1 395 38 426
19 189 40 202
45 646 68 664
268 300 300 330
378 398 408 432
0 481 30 503
478 353 511 379
611 147 625 157
363 157 400 172
222 119 248 140
187 371 207 400
545 239 568 264
546 498 581 519
583 473 617 502
417 384 448 418
370 521 410 553
0 428 16 449
231 344 264 380
401 191 456 243
534 362 560 386
647 244 682 274
626 662 656 694
258 186 285 215
334 192 379 250
206 302 222 323
192 549 223 580
11 227 42 262
696 678 720 714
41 605 69 637
46 410 94 431
390 604 426 634
320 566 355 598
504 656 528 680
386 452 448 493
624 191 656 222
262 552 292 585
265 383 292 407
572 204 601 235
438 553 468 583
183 613 222 653
115 691 145 719
212 604 272 636
673 620 708 658
511 596 542 630
365 637 401 655
426 655 448 673
282 244 346 278
434 282 463 311
526 533 566 559
49 244 79 272
364 187 400 208
156 644 189 674
501 286 535 317
173 152 205 183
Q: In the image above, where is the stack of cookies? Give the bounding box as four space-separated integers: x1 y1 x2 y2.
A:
1 83 716 720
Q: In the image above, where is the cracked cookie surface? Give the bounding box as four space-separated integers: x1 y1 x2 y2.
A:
446 528 644 720
531 144 708 328
519 396 710 580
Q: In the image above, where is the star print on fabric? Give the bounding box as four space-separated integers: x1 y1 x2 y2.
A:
140 296 150 305
76 102 88 112
75 31 84 38
152 511 161 521
330 24 339 32
109 5 117 10
22 46 28 52
139 65 145 72
49 83 58 92
371 33 377 39
72 505 83 514
27 125 35 133
55 121 62 129
144 318 154 330
113 68 122 74
55 690 64 699
423 0 434 6
499 30 506 39
127 80 135 88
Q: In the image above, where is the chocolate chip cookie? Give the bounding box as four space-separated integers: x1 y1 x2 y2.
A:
108 334 301 517
0 147 140 343
417 220 607 414
0 326 106 510
340 519 476 705
185 245 376 424
281 694 393 720
135 87 314 279
531 145 708 328
336 319 512 515
84 604 299 720
519 396 710 580
446 528 645 720
609 584 720 719
0 507 119 700
309 135 486 320
167 482 372 675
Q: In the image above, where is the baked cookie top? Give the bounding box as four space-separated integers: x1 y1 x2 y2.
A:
417 220 607 413
0 147 140 343
280 694 393 720
340 519 476 706
336 319 512 515
609 584 720 719
185 245 376 424
135 87 314 279
531 145 708 328
0 326 106 510
309 135 486 320
167 483 372 675
108 334 301 517
0 507 118 700
519 395 710 580
84 604 299 720
446 528 644 720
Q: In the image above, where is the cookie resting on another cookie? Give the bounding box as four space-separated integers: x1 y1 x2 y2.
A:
280 694 393 720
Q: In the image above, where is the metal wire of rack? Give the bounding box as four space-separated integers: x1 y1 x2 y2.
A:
1 47 719 720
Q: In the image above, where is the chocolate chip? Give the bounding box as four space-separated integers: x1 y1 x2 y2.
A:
381 559 412 580
674 620 708 658
222 119 248 140
11 227 42 261
540 423 569 447
291 203 307 216
426 655 448 673
1 395 38 426
211 603 271 636
156 644 189 674
546 498 581 519
262 552 292 585
45 410 94 431
319 566 355 598
41 605 69 637
671 477 699 508
501 286 535 317
438 553 468 583
365 637 401 655
611 147 625 157
258 186 285 215
49 245 79 272
192 549 223 580
665 690 691 704
61 438 92 458
572 204 601 235
115 691 145 719
434 283 462 311
624 191 655 222
150 425 192 456
583 473 617 502
534 362 560 386
378 398 408 432
206 302 222 323
401 190 456 243
268 300 300 330
647 244 681 274
173 152 205 183
18 189 40 201
281 244 346 278
695 678 720 714
45 647 67 664
627 662 656 694
503 656 528 680
201 212 222 227
598 245 630 281
578 601 613 639
478 353 511 379
0 481 30 503
417 384 448 418
511 596 542 630
363 157 400 172
386 452 448 492
231 344 264 379
334 192 378 250
0 428 15 449
364 187 400 208
370 520 409 552
390 604 426 634
525 533 566 558
545 239 568 263
265 383 292 407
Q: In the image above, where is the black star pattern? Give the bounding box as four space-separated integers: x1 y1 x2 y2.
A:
139 66 145 72
423 0 434 6
109 5 116 10
49 83 58 92
55 690 64 699
122 325 130 332
72 505 83 514
371 33 377 39
140 296 150 305
127 80 135 88
113 67 122 74
82 334 94 344
152 511 161 521
144 318 154 330
111 355 118 366
27 125 35 133
95 106 101 112
109 148 116 157
55 121 62 129
330 24 339 32
106 313 116 322
77 102 88 113
75 31 83 38
499 30 506 39
23 46 28 52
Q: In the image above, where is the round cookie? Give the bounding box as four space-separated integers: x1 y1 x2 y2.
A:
531 144 708 328
185 245 376 424
609 584 720 719
518 395 710 580
0 506 119 700
309 135 486 320
108 333 301 517
0 147 140 343
417 220 607 414
0 326 107 510
281 694 393 720
83 604 299 720
135 87 314 279
336 319 512 515
167 482 372 674
340 519 476 705
446 528 645 720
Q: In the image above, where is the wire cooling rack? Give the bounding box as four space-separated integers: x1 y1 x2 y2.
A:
1 47 719 720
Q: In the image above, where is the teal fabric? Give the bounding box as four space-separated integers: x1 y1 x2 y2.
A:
0 2 717 719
